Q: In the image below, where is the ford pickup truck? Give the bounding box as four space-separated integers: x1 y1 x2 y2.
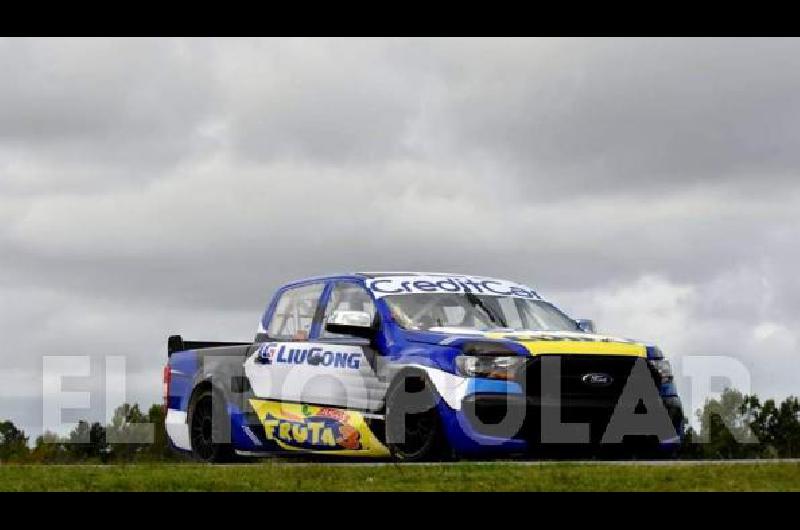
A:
164 272 684 461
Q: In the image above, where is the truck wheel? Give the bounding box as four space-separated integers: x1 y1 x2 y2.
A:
385 374 448 461
189 388 235 463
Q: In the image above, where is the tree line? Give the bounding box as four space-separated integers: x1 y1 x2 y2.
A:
0 403 179 463
1 389 799 463
682 388 800 459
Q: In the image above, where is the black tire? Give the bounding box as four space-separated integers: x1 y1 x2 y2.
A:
188 388 235 463
385 374 449 462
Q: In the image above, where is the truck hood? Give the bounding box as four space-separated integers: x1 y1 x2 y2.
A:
417 328 648 358
484 330 647 357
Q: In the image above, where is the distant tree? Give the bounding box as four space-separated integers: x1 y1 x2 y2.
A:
0 420 30 462
30 431 69 463
106 403 153 461
145 403 179 461
1 400 184 464
67 420 108 461
698 388 762 458
100 402 180 462
772 396 800 457
746 395 800 457
679 426 705 459
682 389 800 459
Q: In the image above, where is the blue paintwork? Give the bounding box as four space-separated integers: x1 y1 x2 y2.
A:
466 378 523 396
227 402 269 452
167 350 199 412
436 400 528 455
660 381 679 397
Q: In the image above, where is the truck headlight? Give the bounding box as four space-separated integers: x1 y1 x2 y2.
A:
645 346 673 384
455 355 525 380
647 359 674 384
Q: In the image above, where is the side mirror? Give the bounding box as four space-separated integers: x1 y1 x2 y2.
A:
576 319 595 333
325 310 374 339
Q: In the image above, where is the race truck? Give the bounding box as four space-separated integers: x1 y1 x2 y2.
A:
164 272 684 461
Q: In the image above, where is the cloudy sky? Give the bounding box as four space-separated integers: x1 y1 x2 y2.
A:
1 37 798 437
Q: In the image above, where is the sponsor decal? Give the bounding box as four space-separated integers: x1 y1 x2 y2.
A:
478 331 647 357
256 343 279 364
581 372 614 387
256 342 361 370
483 332 647 357
367 275 541 299
249 399 389 456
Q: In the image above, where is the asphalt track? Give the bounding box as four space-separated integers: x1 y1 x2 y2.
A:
208 458 800 467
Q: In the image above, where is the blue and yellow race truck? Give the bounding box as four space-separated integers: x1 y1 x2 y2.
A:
164 272 684 461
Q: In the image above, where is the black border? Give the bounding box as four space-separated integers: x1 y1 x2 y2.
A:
3 4 800 37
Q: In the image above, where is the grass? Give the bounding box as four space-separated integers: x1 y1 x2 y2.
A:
0 461 799 491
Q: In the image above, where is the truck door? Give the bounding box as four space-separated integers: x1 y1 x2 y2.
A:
312 280 386 411
245 280 385 412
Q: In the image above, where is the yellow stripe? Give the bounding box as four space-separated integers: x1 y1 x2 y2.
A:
483 333 646 357
519 340 646 357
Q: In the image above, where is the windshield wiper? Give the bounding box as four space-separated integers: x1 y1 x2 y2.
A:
464 292 507 328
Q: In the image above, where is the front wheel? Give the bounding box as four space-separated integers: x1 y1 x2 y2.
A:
189 389 235 463
385 374 449 461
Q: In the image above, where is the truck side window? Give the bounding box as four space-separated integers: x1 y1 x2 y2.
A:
321 282 376 338
266 283 325 341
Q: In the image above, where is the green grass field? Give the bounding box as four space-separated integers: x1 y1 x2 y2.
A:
1 462 799 491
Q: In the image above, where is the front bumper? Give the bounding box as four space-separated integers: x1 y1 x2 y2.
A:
438 355 685 456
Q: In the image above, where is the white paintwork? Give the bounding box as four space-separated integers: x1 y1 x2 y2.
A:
402 364 470 410
244 341 386 411
366 275 540 299
165 409 191 451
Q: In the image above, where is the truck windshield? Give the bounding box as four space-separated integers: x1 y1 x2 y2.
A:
383 293 581 333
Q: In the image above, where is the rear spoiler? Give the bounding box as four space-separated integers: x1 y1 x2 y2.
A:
167 334 251 357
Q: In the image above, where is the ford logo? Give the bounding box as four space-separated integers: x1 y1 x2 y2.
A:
581 373 613 387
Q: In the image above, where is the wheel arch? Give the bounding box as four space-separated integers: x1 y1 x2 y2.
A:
383 365 452 461
385 366 443 406
186 378 230 428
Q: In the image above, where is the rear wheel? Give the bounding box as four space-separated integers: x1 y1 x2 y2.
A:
385 374 449 461
189 389 235 463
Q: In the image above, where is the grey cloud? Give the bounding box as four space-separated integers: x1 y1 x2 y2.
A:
202 38 450 165
425 38 800 195
0 38 222 193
